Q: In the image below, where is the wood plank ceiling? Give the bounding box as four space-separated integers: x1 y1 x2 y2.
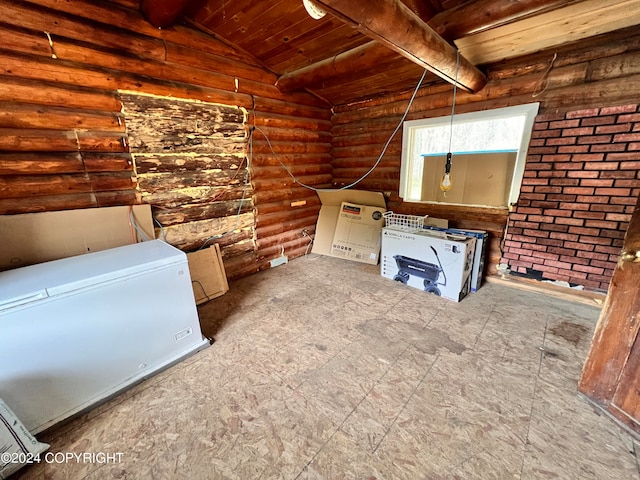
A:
177 0 640 107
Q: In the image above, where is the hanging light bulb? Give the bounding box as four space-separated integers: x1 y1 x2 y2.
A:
440 152 453 192
441 50 459 194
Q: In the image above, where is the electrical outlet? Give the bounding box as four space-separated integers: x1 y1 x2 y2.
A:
270 255 288 267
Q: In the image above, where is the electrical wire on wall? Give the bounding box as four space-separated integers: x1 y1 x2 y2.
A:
252 68 429 193
186 67 428 252
532 53 557 98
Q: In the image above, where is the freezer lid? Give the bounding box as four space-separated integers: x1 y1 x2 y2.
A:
0 240 187 307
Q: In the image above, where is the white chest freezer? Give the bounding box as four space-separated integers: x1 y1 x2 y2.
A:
0 240 209 434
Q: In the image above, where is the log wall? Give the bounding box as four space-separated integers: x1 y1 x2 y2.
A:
0 0 330 280
332 26 640 282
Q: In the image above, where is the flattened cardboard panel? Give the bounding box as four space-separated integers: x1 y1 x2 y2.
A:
312 190 387 257
0 205 154 271
187 244 229 304
331 202 385 264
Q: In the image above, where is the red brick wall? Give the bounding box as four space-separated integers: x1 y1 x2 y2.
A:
501 104 640 292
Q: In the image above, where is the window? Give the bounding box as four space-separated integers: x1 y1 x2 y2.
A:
399 103 539 207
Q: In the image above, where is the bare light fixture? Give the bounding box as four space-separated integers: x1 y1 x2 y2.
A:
303 0 327 19
440 49 460 193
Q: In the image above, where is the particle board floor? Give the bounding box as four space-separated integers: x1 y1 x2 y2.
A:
18 255 640 479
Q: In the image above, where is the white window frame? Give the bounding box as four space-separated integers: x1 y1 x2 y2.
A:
399 103 540 207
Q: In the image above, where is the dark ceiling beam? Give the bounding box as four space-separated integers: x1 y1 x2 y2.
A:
401 0 438 22
432 0 583 39
276 42 401 94
140 0 196 29
277 0 576 94
305 0 486 93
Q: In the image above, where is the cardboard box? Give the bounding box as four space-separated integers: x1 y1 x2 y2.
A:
381 227 476 302
330 202 386 264
187 244 229 304
424 226 488 292
0 205 154 271
312 190 387 265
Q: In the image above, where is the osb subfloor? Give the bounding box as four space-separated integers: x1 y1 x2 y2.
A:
18 255 640 479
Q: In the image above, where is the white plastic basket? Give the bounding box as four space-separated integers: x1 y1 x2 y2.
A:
383 211 427 233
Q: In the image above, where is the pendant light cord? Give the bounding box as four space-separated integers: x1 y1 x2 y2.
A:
448 49 460 154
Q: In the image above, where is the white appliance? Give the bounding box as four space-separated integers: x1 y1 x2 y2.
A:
0 240 210 434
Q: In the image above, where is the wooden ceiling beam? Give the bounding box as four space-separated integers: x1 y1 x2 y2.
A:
140 0 196 28
432 0 583 39
304 0 486 93
277 0 575 94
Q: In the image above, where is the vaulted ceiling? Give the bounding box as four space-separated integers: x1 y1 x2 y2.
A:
169 0 640 107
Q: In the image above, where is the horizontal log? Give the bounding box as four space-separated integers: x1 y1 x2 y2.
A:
331 129 405 148
587 51 640 82
206 229 254 251
250 164 332 180
251 175 333 192
170 228 254 254
255 228 316 250
250 141 331 155
0 153 83 174
223 252 260 282
256 236 317 260
250 125 332 144
252 186 323 205
137 170 250 193
141 184 251 208
1 0 166 60
128 131 245 155
0 153 132 174
120 92 246 123
331 157 398 169
217 238 256 260
0 23 61 58
161 212 254 250
250 153 331 168
0 128 128 153
331 117 406 139
0 102 124 132
332 142 401 158
331 178 398 191
254 214 320 240
252 113 333 131
254 195 321 216
0 51 255 110
255 206 322 228
152 199 254 226
0 75 121 112
134 154 245 174
82 153 133 172
332 167 399 180
164 42 276 85
31 0 259 65
0 171 135 199
0 190 138 214
252 96 332 121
